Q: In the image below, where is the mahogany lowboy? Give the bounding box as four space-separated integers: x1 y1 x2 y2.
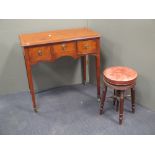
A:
19 28 101 112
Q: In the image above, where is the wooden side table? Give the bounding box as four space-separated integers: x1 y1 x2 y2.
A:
19 28 101 112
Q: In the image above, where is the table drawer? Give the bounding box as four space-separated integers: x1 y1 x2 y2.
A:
53 42 76 59
28 45 52 64
77 39 97 54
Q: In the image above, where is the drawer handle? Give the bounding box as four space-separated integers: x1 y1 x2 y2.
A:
84 44 89 50
38 50 43 56
61 44 67 51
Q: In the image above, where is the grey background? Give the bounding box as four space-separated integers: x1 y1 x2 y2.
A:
88 19 155 111
0 19 87 94
0 19 155 111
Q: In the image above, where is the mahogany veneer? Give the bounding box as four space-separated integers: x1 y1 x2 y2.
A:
19 28 101 112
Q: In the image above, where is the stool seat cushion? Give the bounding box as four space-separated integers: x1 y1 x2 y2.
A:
103 66 138 85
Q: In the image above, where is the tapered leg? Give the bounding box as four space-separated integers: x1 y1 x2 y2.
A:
119 91 124 125
131 87 135 113
100 84 107 115
81 56 87 85
24 50 38 112
95 54 101 100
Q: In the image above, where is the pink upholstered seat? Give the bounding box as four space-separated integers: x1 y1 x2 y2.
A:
103 66 138 85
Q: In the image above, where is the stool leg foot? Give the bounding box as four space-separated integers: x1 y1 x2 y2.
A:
131 87 135 113
119 91 124 125
100 85 107 115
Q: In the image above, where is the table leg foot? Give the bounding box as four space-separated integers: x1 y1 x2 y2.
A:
34 106 39 113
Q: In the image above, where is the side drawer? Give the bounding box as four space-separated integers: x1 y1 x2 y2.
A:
77 39 97 54
28 45 52 64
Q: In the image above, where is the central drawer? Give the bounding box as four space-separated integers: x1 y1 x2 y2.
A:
52 42 77 59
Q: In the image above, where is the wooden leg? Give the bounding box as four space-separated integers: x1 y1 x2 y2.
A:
24 51 38 112
81 56 87 85
131 87 135 113
100 84 107 115
95 55 101 100
119 91 124 125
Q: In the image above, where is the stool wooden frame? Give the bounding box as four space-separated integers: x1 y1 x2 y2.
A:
100 79 136 125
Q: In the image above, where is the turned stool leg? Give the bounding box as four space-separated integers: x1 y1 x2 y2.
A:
100 84 107 115
119 91 124 125
131 87 135 113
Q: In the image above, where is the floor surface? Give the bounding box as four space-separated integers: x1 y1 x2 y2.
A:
0 84 155 135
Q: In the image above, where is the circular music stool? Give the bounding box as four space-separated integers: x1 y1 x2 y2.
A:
100 66 138 125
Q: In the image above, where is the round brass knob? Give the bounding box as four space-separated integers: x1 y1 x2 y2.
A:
38 50 42 56
61 44 66 51
84 44 89 49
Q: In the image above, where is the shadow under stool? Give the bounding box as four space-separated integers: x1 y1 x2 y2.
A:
100 66 138 125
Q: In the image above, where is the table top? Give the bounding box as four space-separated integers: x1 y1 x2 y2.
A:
19 28 100 47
